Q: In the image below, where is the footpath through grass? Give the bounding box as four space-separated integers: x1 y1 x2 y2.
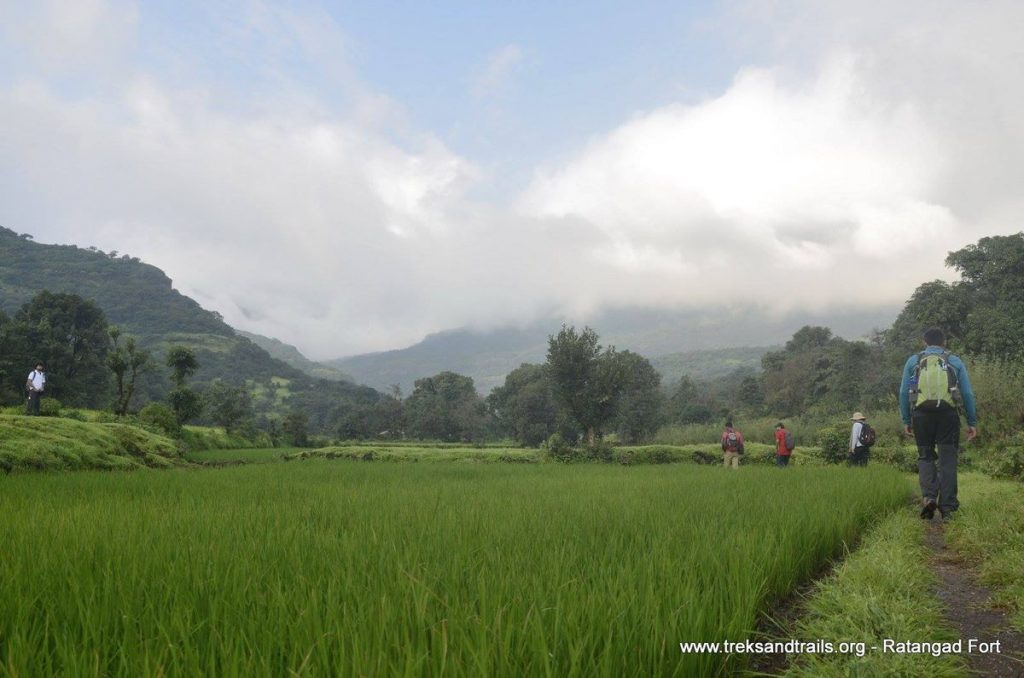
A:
0 463 910 676
780 471 1024 676
946 473 1024 631
782 510 966 676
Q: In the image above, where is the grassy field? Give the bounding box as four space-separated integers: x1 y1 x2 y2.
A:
0 463 912 676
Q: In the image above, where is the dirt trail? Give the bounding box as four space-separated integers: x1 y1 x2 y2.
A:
924 521 1024 676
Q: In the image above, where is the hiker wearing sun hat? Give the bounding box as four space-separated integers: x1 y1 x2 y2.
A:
848 412 874 466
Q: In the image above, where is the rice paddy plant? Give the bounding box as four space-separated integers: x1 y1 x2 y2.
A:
0 463 911 676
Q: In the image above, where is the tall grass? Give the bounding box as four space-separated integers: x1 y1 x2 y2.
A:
0 463 911 676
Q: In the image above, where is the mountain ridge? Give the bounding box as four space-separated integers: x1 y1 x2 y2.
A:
328 306 896 394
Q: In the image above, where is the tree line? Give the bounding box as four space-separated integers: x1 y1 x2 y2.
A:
4 232 1022 449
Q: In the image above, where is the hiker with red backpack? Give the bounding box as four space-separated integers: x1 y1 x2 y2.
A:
774 422 795 467
899 327 978 521
721 421 744 469
848 412 875 466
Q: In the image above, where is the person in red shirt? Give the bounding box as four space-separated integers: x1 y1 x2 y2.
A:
774 422 794 467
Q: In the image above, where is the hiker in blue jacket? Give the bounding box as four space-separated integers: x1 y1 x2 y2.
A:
899 328 978 521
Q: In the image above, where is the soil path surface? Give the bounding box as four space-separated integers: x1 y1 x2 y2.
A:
924 521 1024 676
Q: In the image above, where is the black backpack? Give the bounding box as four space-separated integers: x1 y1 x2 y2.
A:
858 422 876 447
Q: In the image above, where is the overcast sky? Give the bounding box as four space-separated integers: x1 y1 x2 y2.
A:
1 1 1022 359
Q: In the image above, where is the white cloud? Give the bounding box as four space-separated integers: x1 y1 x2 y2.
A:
2 1 1023 359
0 0 139 72
520 19 1020 312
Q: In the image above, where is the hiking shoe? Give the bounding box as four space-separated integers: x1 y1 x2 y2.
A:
920 498 937 520
940 510 956 522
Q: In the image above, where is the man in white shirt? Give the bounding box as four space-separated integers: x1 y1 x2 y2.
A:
848 412 870 466
25 362 46 416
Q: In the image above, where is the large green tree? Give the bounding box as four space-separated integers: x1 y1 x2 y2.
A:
487 363 560 446
165 345 202 424
108 327 151 415
889 233 1024 361
666 375 715 425
5 291 110 407
166 346 199 388
204 380 254 433
546 325 626 446
404 371 487 442
611 351 663 443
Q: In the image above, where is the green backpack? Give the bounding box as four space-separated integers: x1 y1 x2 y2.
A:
913 351 960 408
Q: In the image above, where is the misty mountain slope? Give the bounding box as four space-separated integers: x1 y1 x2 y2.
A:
0 228 381 423
331 307 896 394
237 330 355 382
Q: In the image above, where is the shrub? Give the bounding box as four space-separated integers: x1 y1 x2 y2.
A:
977 434 1024 481
39 398 62 417
871 446 918 473
139 403 182 437
691 449 719 465
744 447 777 465
60 409 87 421
542 433 574 462
815 427 849 464
617 446 680 465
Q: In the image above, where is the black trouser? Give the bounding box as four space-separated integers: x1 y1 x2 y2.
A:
776 454 790 467
912 405 960 514
850 446 869 466
26 391 41 415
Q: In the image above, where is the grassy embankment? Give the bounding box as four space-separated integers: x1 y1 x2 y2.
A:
946 473 1024 631
778 472 1024 675
0 414 180 472
0 411 272 472
0 463 911 676
782 511 966 676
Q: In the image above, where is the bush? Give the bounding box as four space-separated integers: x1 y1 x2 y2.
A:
60 409 87 421
871 445 918 473
744 447 777 465
542 433 574 462
977 434 1024 481
39 397 62 417
691 449 719 465
139 403 181 437
616 445 680 465
815 427 849 465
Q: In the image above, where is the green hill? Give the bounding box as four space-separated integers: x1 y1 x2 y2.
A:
0 228 384 431
650 346 774 386
237 330 355 382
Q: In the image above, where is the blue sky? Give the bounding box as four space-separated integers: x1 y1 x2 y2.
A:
115 1 743 196
1 1 1023 358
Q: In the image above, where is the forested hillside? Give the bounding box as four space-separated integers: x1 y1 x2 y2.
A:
0 227 386 433
0 227 228 338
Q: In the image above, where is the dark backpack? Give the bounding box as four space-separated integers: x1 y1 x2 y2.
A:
725 430 744 454
858 422 876 447
783 430 795 452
